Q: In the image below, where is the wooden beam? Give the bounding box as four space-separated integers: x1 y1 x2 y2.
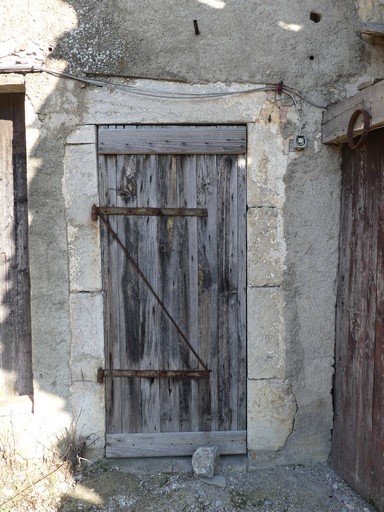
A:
98 125 246 155
359 22 384 46
360 22 384 37
322 80 384 144
106 430 247 457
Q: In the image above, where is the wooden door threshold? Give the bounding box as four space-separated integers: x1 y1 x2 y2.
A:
106 431 247 458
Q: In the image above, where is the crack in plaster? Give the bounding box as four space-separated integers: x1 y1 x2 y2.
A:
285 388 298 444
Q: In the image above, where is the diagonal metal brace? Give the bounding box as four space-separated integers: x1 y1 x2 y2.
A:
93 207 210 374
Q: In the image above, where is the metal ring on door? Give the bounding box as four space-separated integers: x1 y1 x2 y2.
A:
347 109 370 150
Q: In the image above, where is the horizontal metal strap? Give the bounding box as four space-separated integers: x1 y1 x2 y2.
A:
92 205 207 220
97 368 209 383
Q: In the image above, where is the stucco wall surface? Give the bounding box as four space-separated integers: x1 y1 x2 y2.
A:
0 0 380 465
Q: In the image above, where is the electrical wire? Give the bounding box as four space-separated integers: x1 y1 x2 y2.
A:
0 64 326 108
37 66 276 99
282 85 326 109
282 89 303 132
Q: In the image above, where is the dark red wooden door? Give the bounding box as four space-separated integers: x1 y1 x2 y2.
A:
332 127 384 511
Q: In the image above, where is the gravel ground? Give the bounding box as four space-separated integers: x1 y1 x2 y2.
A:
60 462 375 512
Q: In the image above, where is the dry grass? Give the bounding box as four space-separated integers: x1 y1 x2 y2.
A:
0 424 94 512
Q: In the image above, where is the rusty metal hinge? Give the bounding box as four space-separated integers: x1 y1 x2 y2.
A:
97 367 209 384
91 205 207 221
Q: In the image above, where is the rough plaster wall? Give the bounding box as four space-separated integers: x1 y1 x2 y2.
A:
278 118 341 465
51 1 363 93
25 74 81 456
0 0 381 463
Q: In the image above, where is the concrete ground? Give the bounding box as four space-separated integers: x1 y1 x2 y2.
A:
60 460 374 512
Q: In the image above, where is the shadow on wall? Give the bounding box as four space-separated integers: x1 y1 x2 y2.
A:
0 0 345 507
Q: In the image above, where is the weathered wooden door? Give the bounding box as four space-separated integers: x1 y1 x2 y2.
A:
97 126 246 457
332 127 384 511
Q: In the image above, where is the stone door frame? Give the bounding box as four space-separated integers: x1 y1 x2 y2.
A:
63 82 291 458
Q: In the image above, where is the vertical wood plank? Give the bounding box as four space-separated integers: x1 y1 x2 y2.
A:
157 154 181 433
109 153 123 433
223 155 247 431
12 94 32 396
98 154 111 425
106 154 123 433
216 155 233 430
332 141 353 472
0 93 31 397
197 155 218 431
237 156 247 430
182 155 199 432
176 155 198 432
0 98 17 397
137 155 160 433
371 140 384 512
228 156 240 431
117 155 141 433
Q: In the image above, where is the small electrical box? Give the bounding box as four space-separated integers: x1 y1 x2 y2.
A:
294 134 307 149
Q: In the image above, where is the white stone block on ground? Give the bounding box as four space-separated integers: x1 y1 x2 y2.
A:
192 446 220 478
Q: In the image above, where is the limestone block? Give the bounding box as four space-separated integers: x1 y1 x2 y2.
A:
84 85 263 125
192 446 220 477
71 361 101 382
67 125 96 145
247 287 285 379
247 207 285 287
63 143 98 225
69 292 104 365
247 123 287 208
70 381 105 457
68 224 102 292
247 380 297 451
0 73 24 92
